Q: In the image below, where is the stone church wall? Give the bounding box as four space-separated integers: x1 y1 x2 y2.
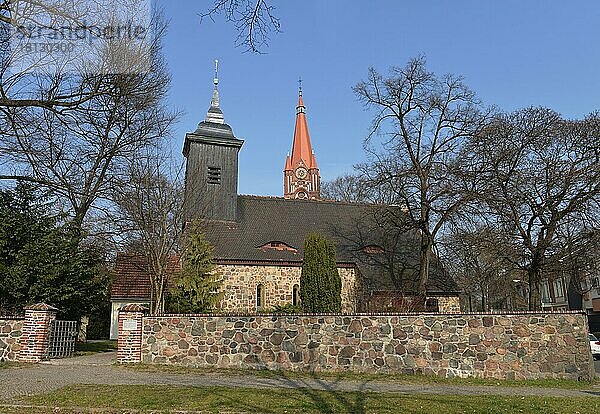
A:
217 264 358 314
135 312 593 380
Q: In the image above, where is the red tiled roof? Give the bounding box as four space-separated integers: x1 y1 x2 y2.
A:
111 253 180 300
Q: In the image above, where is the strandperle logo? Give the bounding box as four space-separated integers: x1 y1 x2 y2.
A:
7 0 152 75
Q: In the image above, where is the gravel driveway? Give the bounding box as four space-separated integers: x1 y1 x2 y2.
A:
1 352 599 401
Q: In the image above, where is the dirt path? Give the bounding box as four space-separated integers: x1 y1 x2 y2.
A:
2 352 599 401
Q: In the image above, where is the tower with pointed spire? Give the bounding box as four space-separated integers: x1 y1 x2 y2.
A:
283 83 321 199
183 60 244 223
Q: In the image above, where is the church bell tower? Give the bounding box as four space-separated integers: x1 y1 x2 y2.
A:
183 60 244 223
283 83 320 200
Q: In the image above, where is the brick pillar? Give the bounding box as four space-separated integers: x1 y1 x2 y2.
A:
18 303 58 362
117 304 147 364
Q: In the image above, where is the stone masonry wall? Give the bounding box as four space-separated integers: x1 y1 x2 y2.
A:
218 264 357 314
18 304 57 362
0 318 24 362
118 305 147 363
140 312 593 380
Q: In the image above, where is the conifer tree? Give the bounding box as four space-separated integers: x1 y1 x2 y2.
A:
167 220 223 313
0 182 108 319
299 232 341 313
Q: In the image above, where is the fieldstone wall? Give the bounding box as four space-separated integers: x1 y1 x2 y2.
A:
139 312 593 380
0 318 24 362
218 264 358 313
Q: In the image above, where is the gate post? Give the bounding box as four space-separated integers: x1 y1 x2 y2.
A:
18 303 58 362
117 304 148 364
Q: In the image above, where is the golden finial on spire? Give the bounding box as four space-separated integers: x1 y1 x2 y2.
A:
298 77 302 96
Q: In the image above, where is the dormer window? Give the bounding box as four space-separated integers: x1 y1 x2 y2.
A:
207 166 221 184
361 245 385 254
257 241 298 253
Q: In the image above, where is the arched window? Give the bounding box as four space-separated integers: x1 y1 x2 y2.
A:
256 284 265 309
292 284 300 306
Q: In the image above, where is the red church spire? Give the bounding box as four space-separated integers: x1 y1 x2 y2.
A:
290 93 316 169
284 80 321 200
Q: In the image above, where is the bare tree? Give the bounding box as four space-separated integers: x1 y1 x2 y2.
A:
321 173 370 203
353 56 489 295
0 1 150 118
200 0 280 53
543 211 600 306
321 172 401 204
111 151 184 314
440 223 524 311
468 108 600 310
0 10 178 238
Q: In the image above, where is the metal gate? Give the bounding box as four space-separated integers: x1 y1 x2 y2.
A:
47 320 78 358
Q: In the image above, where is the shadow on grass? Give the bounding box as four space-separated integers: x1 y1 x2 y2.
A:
296 371 368 414
210 385 368 414
199 368 370 413
259 370 369 413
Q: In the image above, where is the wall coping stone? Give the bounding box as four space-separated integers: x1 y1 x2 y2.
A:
24 303 58 311
148 310 585 318
119 304 149 312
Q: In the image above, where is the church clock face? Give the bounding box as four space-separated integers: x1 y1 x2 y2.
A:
295 167 307 179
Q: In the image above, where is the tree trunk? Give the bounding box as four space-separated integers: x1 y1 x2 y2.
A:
418 232 431 296
481 284 487 312
528 268 542 311
151 273 166 315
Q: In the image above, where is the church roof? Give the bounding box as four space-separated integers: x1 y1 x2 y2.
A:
204 195 459 295
183 121 243 156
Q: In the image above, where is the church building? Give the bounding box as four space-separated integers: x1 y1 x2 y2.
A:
110 65 460 337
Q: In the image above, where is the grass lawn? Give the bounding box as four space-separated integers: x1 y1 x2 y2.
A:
2 384 598 413
125 363 599 390
75 340 117 356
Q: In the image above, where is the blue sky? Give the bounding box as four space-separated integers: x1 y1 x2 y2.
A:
160 1 600 196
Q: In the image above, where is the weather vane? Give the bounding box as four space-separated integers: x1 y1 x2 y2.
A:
298 77 302 96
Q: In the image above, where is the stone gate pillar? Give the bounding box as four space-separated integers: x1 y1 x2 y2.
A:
117 304 148 363
18 303 58 362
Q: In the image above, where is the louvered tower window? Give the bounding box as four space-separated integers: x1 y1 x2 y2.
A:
207 166 221 184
